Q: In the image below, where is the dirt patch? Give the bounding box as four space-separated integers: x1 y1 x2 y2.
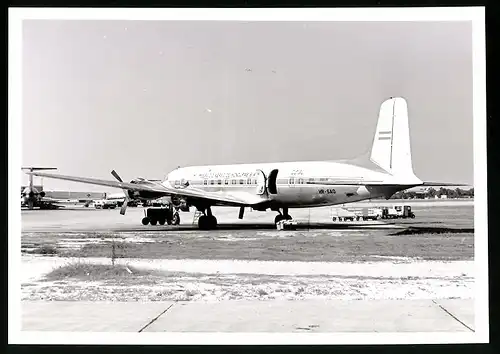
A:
390 228 474 236
44 261 160 282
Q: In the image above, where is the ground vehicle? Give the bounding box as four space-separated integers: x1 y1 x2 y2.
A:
93 199 117 209
116 200 139 207
359 207 382 221
402 205 415 218
331 207 357 221
141 206 180 226
381 205 415 219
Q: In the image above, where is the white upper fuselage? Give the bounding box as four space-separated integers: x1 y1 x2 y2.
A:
164 160 419 208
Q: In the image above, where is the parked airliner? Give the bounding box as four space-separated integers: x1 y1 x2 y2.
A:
27 97 461 229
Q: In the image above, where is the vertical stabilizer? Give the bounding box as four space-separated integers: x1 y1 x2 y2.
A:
370 97 419 181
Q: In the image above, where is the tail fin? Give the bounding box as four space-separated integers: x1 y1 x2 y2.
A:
370 97 420 181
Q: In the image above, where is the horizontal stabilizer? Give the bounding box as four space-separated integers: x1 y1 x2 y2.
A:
21 167 57 171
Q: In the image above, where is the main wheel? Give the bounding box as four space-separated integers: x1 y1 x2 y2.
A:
198 215 209 230
141 217 149 225
172 212 180 225
285 214 292 220
208 215 217 229
150 219 158 226
158 218 166 225
274 215 285 224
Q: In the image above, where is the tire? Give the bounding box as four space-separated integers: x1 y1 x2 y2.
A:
172 213 180 225
141 217 149 225
198 215 208 230
332 217 337 221
159 218 166 225
208 215 217 229
275 215 285 224
150 219 158 226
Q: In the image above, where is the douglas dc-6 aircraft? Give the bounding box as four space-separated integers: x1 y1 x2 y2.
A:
27 97 463 229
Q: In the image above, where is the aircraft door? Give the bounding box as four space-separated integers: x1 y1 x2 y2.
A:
267 169 279 195
255 169 267 195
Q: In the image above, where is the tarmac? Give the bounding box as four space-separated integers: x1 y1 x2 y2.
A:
22 299 475 332
17 200 478 339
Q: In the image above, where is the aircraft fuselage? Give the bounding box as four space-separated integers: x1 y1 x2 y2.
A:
165 161 416 209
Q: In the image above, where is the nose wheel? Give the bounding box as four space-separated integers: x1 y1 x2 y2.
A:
197 206 218 230
274 207 292 224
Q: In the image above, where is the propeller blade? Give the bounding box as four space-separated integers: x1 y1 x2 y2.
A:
111 170 123 182
120 199 128 215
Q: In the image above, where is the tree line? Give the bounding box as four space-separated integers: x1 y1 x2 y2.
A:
390 187 474 200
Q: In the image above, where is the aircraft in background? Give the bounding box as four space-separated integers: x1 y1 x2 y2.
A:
27 97 466 229
20 167 81 209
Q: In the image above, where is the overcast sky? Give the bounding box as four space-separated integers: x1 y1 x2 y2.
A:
22 20 473 191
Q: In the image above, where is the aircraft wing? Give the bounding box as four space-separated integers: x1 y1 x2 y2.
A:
27 172 170 194
421 182 471 187
27 171 267 207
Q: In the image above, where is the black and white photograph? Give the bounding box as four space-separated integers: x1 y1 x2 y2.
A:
8 7 487 345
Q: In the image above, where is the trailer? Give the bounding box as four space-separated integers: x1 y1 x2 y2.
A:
141 206 180 226
359 207 383 221
331 207 357 221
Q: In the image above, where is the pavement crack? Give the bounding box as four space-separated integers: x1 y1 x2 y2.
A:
138 302 177 332
432 299 474 332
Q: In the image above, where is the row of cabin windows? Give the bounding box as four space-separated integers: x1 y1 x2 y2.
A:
174 177 331 187
202 178 258 186
289 177 328 184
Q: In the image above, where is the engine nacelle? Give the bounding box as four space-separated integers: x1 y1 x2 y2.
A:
127 189 165 201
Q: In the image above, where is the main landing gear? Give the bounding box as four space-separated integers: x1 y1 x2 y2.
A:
198 207 218 230
274 207 292 224
141 207 180 226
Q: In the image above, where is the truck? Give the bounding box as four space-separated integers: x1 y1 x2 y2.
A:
381 205 415 219
93 199 117 209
